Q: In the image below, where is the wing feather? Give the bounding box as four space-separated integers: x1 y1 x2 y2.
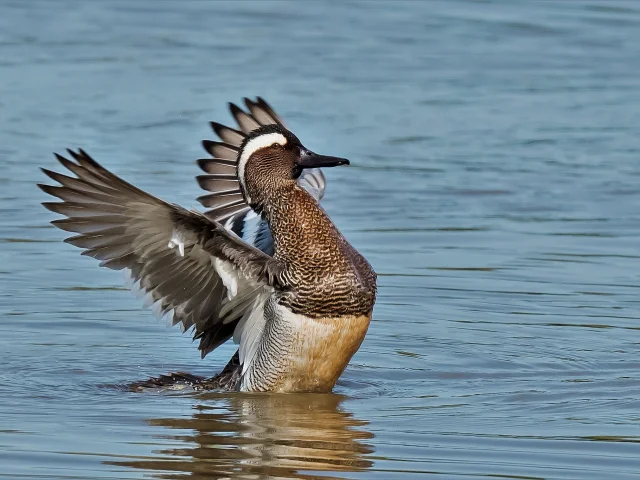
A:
40 149 282 357
229 102 261 131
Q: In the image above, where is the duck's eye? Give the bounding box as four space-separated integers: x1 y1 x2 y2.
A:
270 142 282 149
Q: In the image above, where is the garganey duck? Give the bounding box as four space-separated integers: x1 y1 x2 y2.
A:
38 98 377 393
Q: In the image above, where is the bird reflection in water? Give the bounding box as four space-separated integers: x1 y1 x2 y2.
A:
107 393 374 479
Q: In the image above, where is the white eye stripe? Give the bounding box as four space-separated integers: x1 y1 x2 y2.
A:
238 132 288 204
239 132 288 167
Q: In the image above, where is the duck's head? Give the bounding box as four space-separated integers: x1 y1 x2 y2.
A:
237 124 349 207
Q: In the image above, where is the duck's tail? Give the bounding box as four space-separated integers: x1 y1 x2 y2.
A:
127 351 241 392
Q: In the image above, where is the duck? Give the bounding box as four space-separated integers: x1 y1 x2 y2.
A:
38 97 377 393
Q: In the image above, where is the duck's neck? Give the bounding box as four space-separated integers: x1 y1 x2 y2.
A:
260 182 340 263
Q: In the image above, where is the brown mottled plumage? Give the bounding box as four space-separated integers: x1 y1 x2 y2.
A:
39 98 377 393
269 181 376 317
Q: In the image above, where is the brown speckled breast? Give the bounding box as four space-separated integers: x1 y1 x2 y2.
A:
265 185 377 318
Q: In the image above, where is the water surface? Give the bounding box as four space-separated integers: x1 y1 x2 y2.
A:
1 1 640 479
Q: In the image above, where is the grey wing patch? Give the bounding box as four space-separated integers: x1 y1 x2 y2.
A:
223 209 274 257
252 222 275 256
298 168 326 201
39 149 281 358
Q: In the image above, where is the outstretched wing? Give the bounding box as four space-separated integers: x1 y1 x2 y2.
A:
39 149 282 358
197 97 326 254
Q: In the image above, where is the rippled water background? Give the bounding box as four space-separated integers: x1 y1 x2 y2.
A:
1 1 639 479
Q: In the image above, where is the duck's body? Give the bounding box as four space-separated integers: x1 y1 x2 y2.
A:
39 98 376 393
235 181 376 392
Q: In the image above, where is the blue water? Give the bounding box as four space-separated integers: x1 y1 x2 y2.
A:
1 1 639 478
